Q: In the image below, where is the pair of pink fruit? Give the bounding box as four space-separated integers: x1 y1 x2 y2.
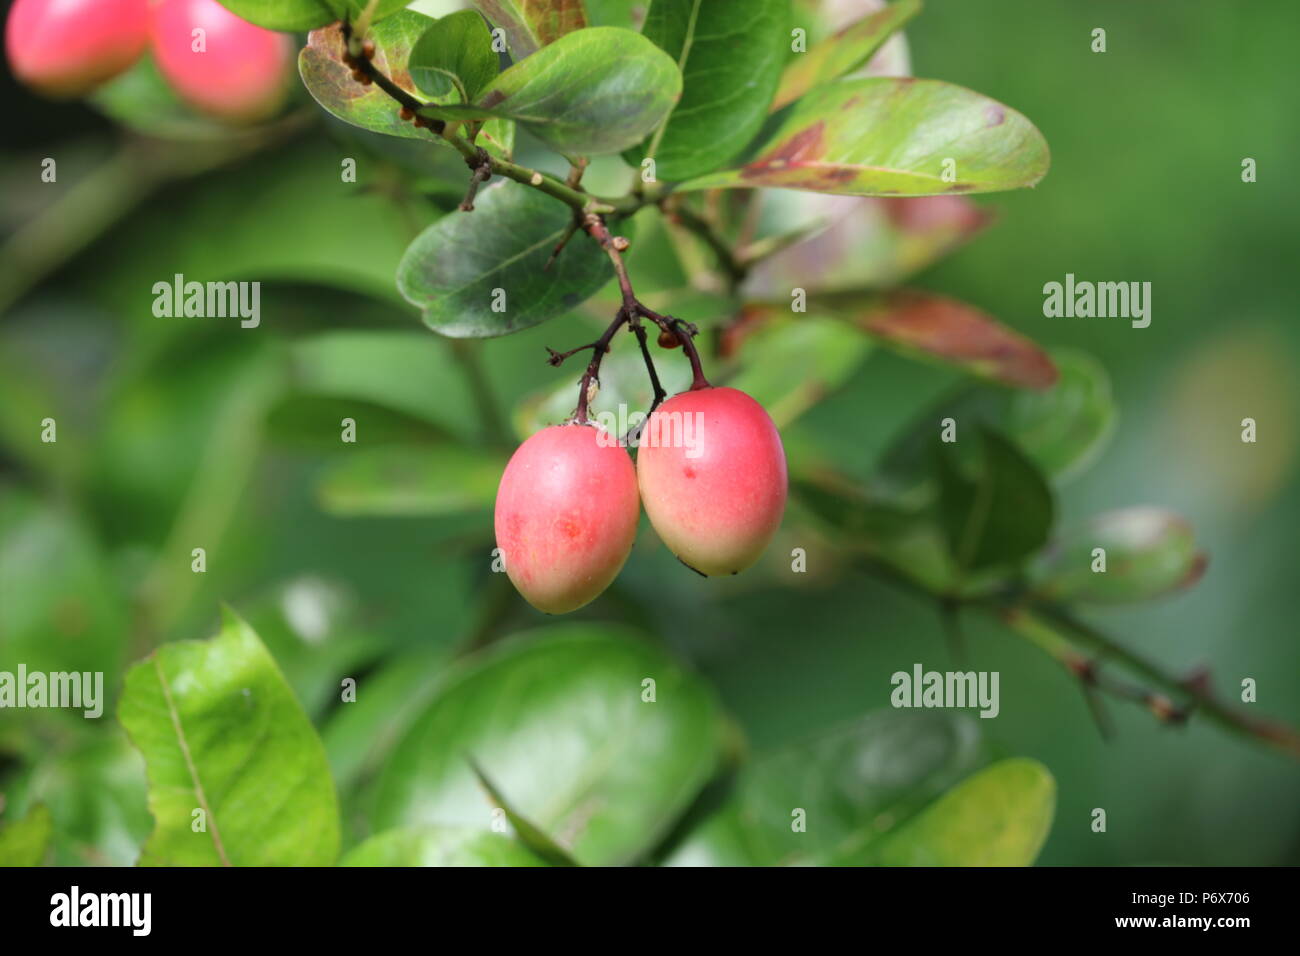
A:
496 386 788 613
6 0 290 120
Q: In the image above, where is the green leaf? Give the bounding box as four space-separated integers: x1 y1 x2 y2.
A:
0 735 150 867
315 443 505 516
410 10 499 101
1005 350 1115 481
725 315 872 428
471 0 587 58
679 77 1050 196
397 180 620 337
936 427 1054 575
1031 507 1207 604
632 0 790 181
583 0 641 30
859 758 1055 866
665 711 986 866
299 12 459 142
0 804 53 866
118 610 342 866
794 469 959 594
288 331 481 441
480 26 680 155
372 625 726 865
87 142 421 308
217 0 335 32
772 0 920 111
846 290 1058 389
467 760 579 865
340 825 548 866
321 647 453 794
871 348 1108 516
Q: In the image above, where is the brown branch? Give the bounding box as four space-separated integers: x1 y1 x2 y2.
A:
459 146 492 211
1034 606 1300 758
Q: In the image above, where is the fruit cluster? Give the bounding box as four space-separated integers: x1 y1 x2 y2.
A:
495 386 788 614
5 0 290 121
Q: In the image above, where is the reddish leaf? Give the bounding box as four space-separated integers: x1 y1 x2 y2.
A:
855 290 1057 389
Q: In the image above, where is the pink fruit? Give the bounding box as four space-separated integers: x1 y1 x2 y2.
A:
495 424 640 614
637 387 787 576
5 0 150 97
151 0 290 122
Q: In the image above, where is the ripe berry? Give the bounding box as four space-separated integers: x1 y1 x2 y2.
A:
494 424 640 614
151 0 291 122
637 387 787 576
5 0 150 98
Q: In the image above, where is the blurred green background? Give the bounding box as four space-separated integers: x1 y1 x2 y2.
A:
1 0 1297 866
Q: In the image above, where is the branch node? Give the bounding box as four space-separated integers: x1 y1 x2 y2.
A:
459 147 492 212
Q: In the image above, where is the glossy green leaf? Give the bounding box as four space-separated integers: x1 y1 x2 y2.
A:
726 316 873 427
0 804 53 866
372 625 726 865
666 711 986 866
679 78 1049 196
860 758 1055 866
397 180 620 337
633 0 790 181
480 26 681 155
1005 350 1115 481
936 427 1054 574
217 0 335 32
340 825 548 866
118 610 341 866
315 443 505 516
772 0 920 110
1031 507 1207 604
846 290 1058 389
471 0 587 58
410 10 499 101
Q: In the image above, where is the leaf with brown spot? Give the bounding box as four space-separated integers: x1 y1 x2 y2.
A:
298 12 515 151
472 0 587 58
679 77 1049 196
772 0 921 111
848 290 1057 389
